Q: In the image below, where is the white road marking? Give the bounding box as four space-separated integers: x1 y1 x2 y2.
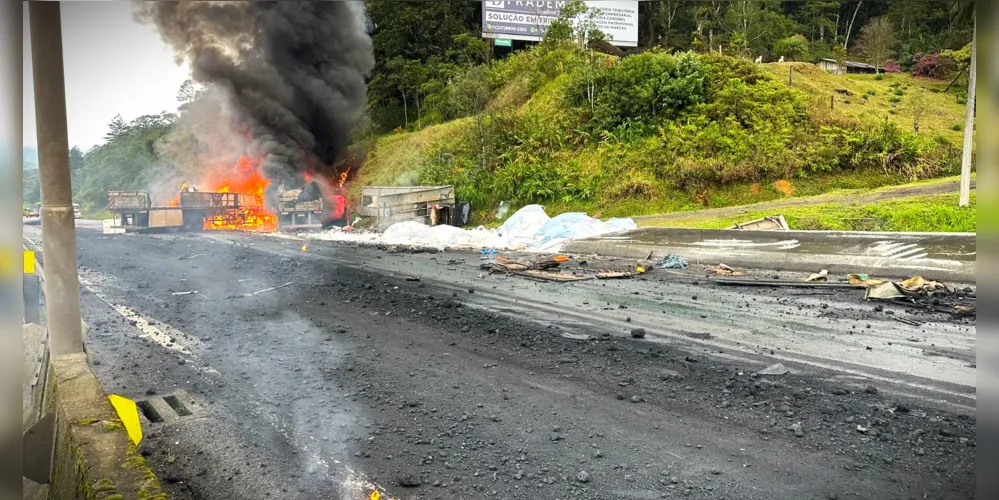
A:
79 275 192 355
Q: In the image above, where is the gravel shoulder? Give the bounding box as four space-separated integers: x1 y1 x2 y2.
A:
24 224 976 500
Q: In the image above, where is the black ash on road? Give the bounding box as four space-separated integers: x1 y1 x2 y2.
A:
30 224 975 500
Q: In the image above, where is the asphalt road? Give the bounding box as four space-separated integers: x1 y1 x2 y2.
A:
23 223 977 500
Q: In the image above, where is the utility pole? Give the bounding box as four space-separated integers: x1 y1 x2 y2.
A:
959 15 976 207
29 1 84 355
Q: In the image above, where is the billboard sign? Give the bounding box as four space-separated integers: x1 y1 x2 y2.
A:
481 1 639 47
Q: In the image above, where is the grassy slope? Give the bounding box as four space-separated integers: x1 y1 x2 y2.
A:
638 175 976 232
356 60 970 229
768 63 968 145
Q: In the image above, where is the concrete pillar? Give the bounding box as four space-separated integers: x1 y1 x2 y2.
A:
29 1 84 355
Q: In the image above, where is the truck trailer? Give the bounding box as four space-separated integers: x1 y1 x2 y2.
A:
359 185 464 231
107 190 268 232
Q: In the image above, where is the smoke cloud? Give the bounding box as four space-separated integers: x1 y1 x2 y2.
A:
133 0 374 197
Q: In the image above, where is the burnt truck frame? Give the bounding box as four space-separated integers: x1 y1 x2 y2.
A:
276 184 325 231
107 190 265 232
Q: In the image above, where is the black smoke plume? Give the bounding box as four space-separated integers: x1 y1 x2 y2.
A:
133 0 374 199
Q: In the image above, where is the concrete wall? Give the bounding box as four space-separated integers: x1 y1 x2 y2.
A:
46 353 167 500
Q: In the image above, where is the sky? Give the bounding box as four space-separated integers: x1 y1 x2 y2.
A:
23 1 190 151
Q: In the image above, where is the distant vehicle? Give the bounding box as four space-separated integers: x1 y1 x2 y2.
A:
73 203 81 219
26 204 40 217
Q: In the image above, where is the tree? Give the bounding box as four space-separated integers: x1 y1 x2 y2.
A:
176 79 202 103
68 146 85 194
364 0 479 132
542 1 608 50
384 57 426 130
23 165 40 205
856 16 897 73
105 114 128 141
843 1 863 50
450 66 492 171
651 1 683 47
773 34 809 61
77 114 175 212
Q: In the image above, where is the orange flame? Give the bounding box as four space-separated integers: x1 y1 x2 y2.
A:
338 171 349 187
179 156 278 232
369 491 380 500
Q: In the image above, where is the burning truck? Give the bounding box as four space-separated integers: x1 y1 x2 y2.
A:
106 156 349 233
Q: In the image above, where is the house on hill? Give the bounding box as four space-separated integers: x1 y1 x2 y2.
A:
817 58 878 75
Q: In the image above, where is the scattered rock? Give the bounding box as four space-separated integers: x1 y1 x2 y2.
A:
397 474 422 487
630 328 646 339
831 388 849 396
576 471 591 483
788 422 804 437
757 362 789 376
864 385 879 394
630 395 642 403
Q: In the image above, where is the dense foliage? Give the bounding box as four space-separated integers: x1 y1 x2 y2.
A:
388 44 961 212
365 0 974 132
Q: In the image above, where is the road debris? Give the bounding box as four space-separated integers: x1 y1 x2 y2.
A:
757 362 790 375
656 253 688 269
714 278 865 289
553 255 569 262
849 274 886 286
171 290 198 296
892 317 922 327
730 214 789 231
863 275 976 317
865 281 907 300
561 332 592 341
712 263 744 276
234 281 297 298
807 269 829 282
596 271 638 279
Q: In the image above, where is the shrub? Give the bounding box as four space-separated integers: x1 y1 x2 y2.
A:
841 120 945 179
889 96 902 103
952 123 963 131
874 74 885 81
883 60 901 73
592 50 707 129
772 34 809 62
911 52 954 78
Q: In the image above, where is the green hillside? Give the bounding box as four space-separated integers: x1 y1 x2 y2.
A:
355 46 970 223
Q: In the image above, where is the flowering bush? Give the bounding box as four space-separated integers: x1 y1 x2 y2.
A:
883 59 901 73
910 52 950 78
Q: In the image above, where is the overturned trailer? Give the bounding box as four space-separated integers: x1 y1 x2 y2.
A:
359 185 468 231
